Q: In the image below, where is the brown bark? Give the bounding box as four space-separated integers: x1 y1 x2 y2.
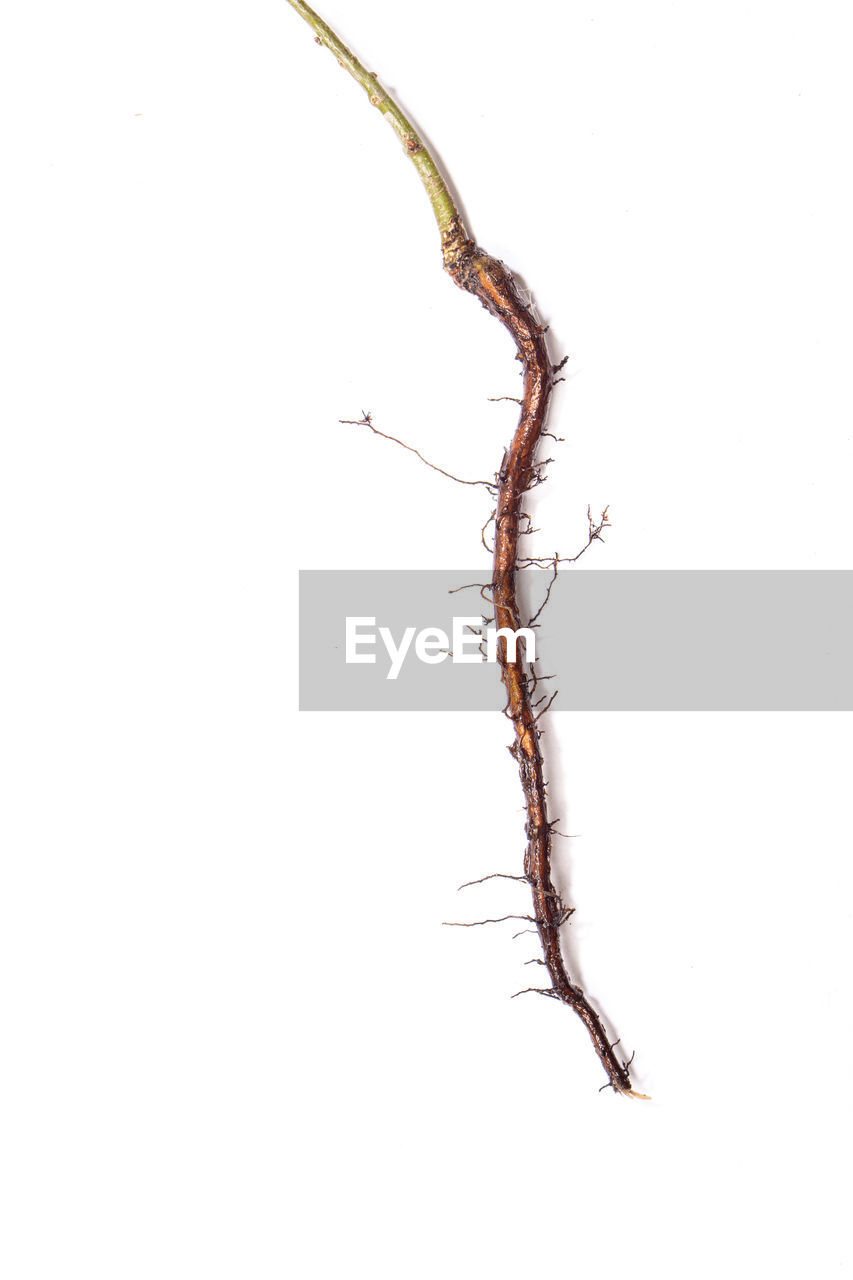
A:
285 1 644 1097
443 217 642 1097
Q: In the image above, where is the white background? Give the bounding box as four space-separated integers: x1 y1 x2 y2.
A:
2 1 852 1276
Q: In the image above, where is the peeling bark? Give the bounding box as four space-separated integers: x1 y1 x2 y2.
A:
445 229 641 1095
287 1 645 1097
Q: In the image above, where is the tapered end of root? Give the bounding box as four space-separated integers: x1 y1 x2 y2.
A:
625 1089 652 1100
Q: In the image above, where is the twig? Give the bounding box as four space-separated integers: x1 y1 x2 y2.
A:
340 412 497 491
457 872 529 891
442 915 536 928
287 0 642 1099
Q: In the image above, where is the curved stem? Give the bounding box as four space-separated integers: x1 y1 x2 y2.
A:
286 2 468 262
286 2 643 1097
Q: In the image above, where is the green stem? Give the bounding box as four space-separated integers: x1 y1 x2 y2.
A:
286 1 467 262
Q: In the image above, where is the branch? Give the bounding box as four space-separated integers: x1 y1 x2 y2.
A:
286 2 469 266
287 2 644 1100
